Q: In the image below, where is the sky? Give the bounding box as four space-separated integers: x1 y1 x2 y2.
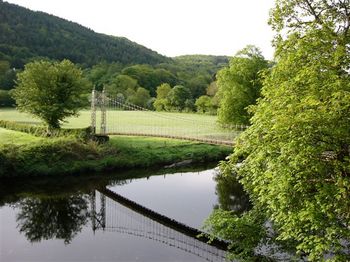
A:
6 0 276 59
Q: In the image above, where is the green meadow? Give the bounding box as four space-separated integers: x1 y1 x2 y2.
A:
0 108 233 177
0 108 239 143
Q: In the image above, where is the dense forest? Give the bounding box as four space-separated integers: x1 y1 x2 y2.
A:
0 0 169 68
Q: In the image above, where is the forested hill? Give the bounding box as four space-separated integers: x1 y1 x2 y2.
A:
0 0 169 68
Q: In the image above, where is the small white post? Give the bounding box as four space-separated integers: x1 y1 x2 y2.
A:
90 87 96 134
100 87 107 135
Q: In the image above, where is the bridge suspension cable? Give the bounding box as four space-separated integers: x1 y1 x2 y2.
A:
91 89 247 145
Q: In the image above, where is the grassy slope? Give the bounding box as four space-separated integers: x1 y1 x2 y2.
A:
0 127 43 145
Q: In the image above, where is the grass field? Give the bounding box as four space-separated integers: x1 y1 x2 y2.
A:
0 108 89 127
0 109 234 176
0 127 43 145
0 108 240 143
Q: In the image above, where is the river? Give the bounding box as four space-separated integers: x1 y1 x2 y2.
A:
0 165 249 262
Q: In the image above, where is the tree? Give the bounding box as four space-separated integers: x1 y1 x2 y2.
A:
127 87 151 108
122 65 177 96
195 95 212 113
216 45 269 125
206 1 350 261
187 75 211 99
153 98 168 111
152 68 178 89
206 81 218 97
155 83 171 99
12 59 88 130
0 60 17 90
153 83 171 111
206 81 220 113
183 98 195 112
105 74 138 98
87 62 122 90
0 89 15 107
167 85 192 111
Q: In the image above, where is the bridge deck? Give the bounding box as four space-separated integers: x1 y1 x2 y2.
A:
105 132 234 146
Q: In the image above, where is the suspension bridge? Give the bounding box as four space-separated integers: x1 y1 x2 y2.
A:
90 89 247 146
90 188 228 262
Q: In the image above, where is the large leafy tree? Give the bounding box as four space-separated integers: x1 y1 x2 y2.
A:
167 85 192 111
206 1 350 261
153 83 171 111
216 45 269 126
127 87 151 108
12 59 88 130
105 74 138 99
195 95 213 114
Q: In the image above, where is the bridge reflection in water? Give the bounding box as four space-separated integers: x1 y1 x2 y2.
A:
90 188 228 262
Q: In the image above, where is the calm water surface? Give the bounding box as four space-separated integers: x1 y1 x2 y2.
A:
0 166 249 262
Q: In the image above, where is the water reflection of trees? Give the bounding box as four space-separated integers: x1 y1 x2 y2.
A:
16 195 89 244
214 171 251 213
209 172 296 261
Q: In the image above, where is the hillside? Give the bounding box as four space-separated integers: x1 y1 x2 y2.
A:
0 1 231 107
0 0 169 68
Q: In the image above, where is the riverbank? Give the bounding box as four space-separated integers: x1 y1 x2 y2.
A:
0 128 231 177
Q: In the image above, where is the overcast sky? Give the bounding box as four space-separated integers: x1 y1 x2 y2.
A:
6 0 276 59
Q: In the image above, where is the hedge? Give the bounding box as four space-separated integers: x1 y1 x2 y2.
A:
0 120 92 139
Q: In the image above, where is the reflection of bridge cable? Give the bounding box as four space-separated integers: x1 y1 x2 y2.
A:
91 189 228 262
101 188 228 248
105 226 225 261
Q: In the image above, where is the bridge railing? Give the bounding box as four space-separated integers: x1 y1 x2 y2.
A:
91 88 247 145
